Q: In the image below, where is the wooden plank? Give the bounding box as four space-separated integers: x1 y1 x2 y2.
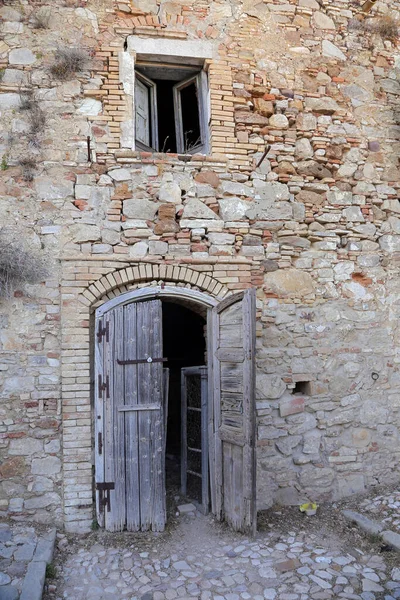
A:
232 443 243 530
118 404 160 412
213 288 257 535
200 366 209 514
216 291 244 314
137 300 165 532
207 307 217 516
103 310 114 530
181 368 187 497
110 305 127 531
148 300 165 531
212 308 223 520
124 302 140 532
137 301 153 531
243 288 257 535
94 313 106 528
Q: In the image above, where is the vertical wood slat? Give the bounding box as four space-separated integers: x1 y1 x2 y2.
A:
181 370 187 498
207 308 217 516
137 300 165 532
200 367 209 515
150 301 166 531
106 305 126 531
124 303 141 532
211 308 223 520
94 313 106 528
103 310 115 530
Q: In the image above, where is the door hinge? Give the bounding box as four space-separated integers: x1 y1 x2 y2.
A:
98 374 110 399
97 320 109 343
98 432 103 455
96 482 115 513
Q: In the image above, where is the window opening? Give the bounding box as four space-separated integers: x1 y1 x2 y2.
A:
135 62 208 155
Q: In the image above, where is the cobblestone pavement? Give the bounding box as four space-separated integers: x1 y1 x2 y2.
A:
0 522 38 600
0 521 56 600
48 511 400 600
360 490 400 534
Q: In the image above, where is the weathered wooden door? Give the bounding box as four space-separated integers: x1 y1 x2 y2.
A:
95 299 166 532
210 289 256 534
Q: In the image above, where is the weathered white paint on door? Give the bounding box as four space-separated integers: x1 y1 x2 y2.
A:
95 299 166 532
95 288 256 534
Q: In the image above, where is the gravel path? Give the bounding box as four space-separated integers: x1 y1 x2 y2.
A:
46 509 400 600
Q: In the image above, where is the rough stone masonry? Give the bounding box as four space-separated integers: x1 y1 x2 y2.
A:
0 0 400 532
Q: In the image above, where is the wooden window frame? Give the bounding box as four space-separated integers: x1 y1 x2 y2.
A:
134 65 209 156
134 71 159 152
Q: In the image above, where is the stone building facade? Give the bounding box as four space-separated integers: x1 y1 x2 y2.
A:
1 0 400 532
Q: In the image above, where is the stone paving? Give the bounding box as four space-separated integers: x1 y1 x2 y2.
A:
359 490 400 535
0 522 38 600
48 512 400 600
0 521 56 600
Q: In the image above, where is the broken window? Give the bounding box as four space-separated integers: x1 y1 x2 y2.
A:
134 62 209 155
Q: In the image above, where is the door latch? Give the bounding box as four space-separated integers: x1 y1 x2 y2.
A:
96 482 115 513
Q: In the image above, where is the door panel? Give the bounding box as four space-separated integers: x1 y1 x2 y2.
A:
211 289 256 534
95 299 166 532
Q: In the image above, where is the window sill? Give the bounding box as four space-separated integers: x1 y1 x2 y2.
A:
114 149 228 166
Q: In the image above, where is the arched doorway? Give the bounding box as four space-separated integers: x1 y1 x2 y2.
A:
94 286 257 534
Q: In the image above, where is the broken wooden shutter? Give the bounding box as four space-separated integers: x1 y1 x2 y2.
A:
173 73 207 154
211 289 256 534
135 71 158 151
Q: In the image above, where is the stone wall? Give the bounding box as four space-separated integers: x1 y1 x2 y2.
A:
1 0 400 530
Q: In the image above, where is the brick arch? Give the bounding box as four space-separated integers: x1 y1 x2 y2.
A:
80 264 230 309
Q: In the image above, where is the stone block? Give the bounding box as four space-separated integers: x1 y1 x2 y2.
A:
219 198 250 221
264 269 314 297
20 560 46 600
322 40 346 60
305 97 339 115
108 168 131 181
70 224 101 243
0 94 21 110
342 510 383 535
381 530 400 551
257 374 286 400
123 199 159 220
269 114 289 129
279 395 305 417
182 199 218 219
158 181 182 204
31 457 61 476
148 241 168 255
9 438 43 456
35 178 74 200
9 48 36 65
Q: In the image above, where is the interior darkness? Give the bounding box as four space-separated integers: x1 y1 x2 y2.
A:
155 80 177 153
180 82 201 151
155 79 201 154
162 302 206 498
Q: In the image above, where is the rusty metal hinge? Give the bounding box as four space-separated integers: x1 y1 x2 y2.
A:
97 320 109 343
117 357 167 366
98 374 110 399
96 482 114 513
98 432 103 455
